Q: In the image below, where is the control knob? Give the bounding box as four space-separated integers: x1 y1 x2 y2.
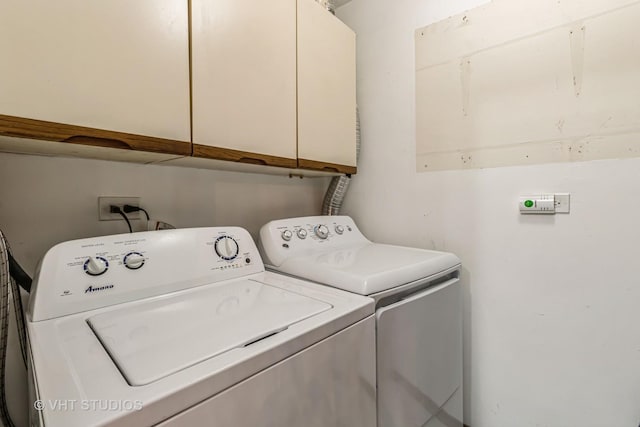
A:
84 256 109 276
296 228 307 239
281 230 293 241
124 252 145 270
314 224 329 239
335 225 344 235
215 236 239 261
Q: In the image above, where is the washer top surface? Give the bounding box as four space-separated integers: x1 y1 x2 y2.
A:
88 278 331 386
259 216 461 295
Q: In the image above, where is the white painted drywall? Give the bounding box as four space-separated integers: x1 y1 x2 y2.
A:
0 152 329 426
338 1 640 426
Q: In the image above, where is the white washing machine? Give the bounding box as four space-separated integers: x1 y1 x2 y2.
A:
259 216 463 427
26 227 376 427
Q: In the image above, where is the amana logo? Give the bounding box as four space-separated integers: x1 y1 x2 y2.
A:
85 284 115 294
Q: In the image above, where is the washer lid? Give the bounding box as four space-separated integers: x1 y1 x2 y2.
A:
87 279 331 386
276 243 460 295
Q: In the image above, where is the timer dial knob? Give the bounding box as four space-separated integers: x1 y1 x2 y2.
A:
314 224 329 239
335 225 344 235
215 236 239 261
281 230 293 241
124 252 145 270
296 228 308 239
84 256 109 276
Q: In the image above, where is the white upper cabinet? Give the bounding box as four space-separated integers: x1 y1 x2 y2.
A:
297 0 357 171
0 0 191 142
192 0 356 172
191 0 298 165
0 0 355 173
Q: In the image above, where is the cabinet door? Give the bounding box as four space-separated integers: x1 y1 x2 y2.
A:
191 0 298 168
297 0 357 174
0 0 190 143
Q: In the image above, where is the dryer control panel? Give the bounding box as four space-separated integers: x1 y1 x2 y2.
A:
258 216 370 268
29 227 264 321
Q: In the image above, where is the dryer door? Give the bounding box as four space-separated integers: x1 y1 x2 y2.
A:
376 278 462 427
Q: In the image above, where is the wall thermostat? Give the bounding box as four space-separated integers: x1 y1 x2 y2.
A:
519 194 570 214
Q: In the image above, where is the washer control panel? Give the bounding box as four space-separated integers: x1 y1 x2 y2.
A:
259 216 369 268
29 227 264 321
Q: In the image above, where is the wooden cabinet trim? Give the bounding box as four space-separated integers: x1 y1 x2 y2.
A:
193 143 297 168
297 158 356 175
0 115 354 174
0 115 191 156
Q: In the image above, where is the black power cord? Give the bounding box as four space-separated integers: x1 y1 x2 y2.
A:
110 206 132 233
123 204 150 221
8 253 31 293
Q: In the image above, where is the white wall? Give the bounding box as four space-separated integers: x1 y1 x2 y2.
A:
0 152 329 426
338 1 640 426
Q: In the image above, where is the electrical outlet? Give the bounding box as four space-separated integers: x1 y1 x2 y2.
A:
98 197 141 221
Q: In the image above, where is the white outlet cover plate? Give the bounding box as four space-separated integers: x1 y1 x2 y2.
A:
98 197 141 221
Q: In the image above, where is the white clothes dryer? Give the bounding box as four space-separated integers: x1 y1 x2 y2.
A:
259 216 463 427
26 227 376 427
